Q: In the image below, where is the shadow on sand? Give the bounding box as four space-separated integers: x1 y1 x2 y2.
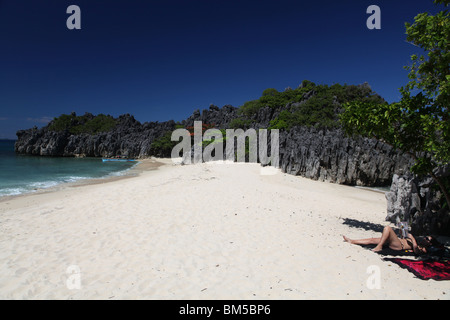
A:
341 218 385 233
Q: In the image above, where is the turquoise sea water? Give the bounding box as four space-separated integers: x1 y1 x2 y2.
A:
0 140 137 197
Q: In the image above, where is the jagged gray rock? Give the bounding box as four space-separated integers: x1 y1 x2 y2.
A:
279 126 413 186
386 167 450 235
183 104 238 128
15 114 176 158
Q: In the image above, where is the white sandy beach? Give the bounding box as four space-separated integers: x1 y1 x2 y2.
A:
0 159 449 300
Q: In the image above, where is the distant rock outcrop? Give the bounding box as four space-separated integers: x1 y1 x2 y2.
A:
15 114 177 158
15 106 240 159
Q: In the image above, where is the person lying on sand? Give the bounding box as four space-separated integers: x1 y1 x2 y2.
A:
343 226 441 255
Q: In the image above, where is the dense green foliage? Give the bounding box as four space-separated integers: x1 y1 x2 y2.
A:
201 128 228 147
234 80 384 130
340 0 450 209
229 117 253 129
150 131 177 156
49 113 117 135
150 124 185 156
402 0 449 170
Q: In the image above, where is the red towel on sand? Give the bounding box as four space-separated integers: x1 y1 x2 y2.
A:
385 258 450 281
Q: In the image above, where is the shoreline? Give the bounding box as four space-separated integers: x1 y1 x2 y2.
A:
354 185 391 195
0 160 449 299
68 158 167 188
0 157 168 204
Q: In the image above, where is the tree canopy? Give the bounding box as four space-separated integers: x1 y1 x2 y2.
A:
232 80 384 130
48 113 117 135
340 0 450 209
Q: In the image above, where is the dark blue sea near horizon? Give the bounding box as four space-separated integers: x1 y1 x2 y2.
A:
0 140 137 197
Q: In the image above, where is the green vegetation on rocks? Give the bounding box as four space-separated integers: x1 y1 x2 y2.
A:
234 80 385 130
49 113 117 135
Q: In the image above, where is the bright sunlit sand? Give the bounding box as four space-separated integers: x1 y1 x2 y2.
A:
0 159 448 299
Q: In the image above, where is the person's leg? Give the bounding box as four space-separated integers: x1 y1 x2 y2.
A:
372 226 402 252
343 236 380 246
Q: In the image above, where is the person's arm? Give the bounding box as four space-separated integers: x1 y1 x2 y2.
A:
407 234 427 255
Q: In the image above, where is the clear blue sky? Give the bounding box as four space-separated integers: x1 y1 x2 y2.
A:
0 0 442 139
